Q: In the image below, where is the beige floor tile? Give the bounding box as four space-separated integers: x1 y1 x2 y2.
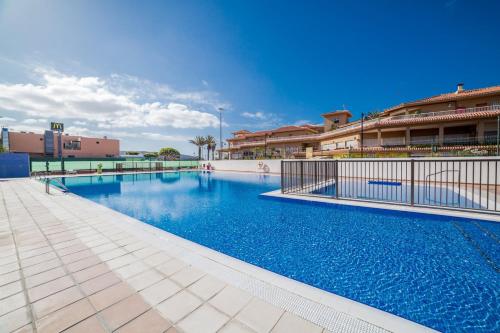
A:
27 275 74 302
72 263 110 284
32 286 84 319
0 292 26 316
0 260 19 275
156 259 186 276
60 249 94 264
36 299 95 333
114 261 149 279
132 247 159 259
209 286 252 317
99 294 150 331
236 298 284 333
0 280 23 298
219 320 256 333
0 269 21 286
178 304 229 333
170 266 205 287
20 251 57 268
143 252 171 267
55 243 87 257
105 253 138 270
23 258 61 277
80 271 121 296
0 306 31 332
156 290 202 323
116 309 171 333
25 266 66 289
139 278 181 306
98 248 127 262
188 275 226 301
63 315 107 333
271 312 322 333
127 269 163 291
66 255 102 273
88 281 135 311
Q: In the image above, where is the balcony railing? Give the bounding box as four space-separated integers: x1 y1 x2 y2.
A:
228 105 500 149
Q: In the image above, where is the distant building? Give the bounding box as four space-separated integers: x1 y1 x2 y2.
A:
1 127 120 158
220 84 500 158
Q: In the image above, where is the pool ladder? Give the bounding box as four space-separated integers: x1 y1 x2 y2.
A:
40 177 70 194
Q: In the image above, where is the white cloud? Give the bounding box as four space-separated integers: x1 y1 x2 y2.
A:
242 111 266 120
22 118 47 124
0 116 16 122
73 120 87 126
0 68 225 130
141 132 189 142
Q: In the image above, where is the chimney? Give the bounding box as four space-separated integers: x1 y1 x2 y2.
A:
456 83 464 93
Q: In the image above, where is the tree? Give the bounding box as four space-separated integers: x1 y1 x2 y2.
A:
143 152 158 159
158 147 180 161
205 135 216 161
189 136 206 160
126 151 140 155
0 145 4 153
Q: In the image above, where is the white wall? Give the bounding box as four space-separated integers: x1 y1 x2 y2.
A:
204 159 282 174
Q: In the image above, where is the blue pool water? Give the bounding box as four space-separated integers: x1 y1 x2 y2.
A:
60 172 499 332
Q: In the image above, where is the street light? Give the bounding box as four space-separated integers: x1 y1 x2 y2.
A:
218 108 223 160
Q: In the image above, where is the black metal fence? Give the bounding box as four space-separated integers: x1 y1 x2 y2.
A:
281 159 500 213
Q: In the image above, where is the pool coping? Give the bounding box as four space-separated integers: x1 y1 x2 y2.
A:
45 173 439 333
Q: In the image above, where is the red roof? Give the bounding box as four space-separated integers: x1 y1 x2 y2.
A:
384 85 500 114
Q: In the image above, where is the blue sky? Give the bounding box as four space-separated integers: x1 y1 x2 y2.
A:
0 0 499 155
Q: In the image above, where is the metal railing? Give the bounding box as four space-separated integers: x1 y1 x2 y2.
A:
281 159 500 213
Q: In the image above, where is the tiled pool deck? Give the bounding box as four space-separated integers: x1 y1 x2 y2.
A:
0 178 435 333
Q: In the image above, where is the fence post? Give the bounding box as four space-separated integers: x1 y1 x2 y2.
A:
280 160 284 193
300 160 304 190
410 159 415 206
335 160 339 199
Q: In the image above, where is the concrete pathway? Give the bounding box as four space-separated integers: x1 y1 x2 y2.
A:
0 179 427 333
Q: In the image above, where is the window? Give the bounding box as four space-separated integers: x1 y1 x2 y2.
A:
332 118 340 124
63 141 81 150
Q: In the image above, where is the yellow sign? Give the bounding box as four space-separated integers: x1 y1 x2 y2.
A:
50 122 64 131
305 147 313 159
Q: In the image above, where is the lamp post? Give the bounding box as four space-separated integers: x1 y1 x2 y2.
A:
218 108 223 160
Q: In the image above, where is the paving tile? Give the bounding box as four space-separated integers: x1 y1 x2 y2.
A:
127 269 163 291
123 241 146 252
178 304 229 333
80 271 121 296
116 309 171 333
170 266 205 287
156 290 202 323
88 282 135 311
19 251 57 268
60 249 94 264
133 246 159 259
36 299 95 333
25 267 66 289
0 306 31 332
219 320 256 333
188 275 226 301
0 292 26 316
32 286 84 319
0 280 23 298
56 243 88 257
270 312 322 333
156 259 186 276
63 315 107 333
139 278 181 306
71 263 110 284
66 255 102 273
99 294 150 331
105 253 137 270
11 323 34 333
143 252 171 266
0 254 18 266
209 286 252 317
0 269 21 286
0 261 20 275
114 261 149 279
97 248 127 262
22 258 61 277
18 246 52 259
236 298 284 333
27 275 74 302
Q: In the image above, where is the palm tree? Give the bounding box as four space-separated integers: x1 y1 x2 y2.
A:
205 135 216 161
189 136 207 160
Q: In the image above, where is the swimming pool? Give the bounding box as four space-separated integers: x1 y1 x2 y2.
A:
59 171 499 332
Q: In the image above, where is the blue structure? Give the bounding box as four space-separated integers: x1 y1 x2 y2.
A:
0 153 30 178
